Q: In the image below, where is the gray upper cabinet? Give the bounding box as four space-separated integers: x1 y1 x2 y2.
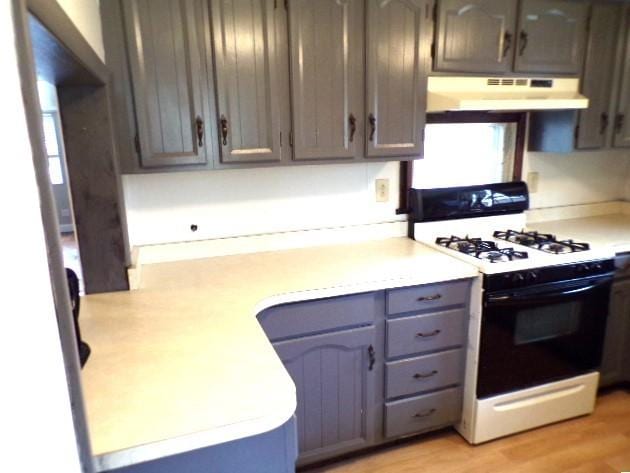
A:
211 0 285 164
514 0 588 75
434 0 518 74
576 3 622 150
122 0 210 168
288 0 364 161
273 326 376 463
366 0 429 158
614 8 630 148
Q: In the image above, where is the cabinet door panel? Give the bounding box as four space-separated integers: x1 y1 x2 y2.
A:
366 0 429 158
614 9 630 148
273 326 376 461
123 0 208 167
600 279 630 387
577 4 622 150
211 0 283 163
435 0 517 73
514 0 588 74
289 0 363 161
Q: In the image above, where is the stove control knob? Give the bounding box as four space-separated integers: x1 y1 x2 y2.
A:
577 263 591 273
592 263 603 271
526 271 539 282
512 273 525 284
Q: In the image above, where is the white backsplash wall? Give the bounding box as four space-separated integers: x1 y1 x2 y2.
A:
123 162 404 247
523 149 630 209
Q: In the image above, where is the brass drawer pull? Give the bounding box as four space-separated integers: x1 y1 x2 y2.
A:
413 370 438 380
417 294 441 302
416 329 441 338
413 408 436 419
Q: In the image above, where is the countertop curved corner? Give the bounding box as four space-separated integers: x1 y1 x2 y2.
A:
79 238 479 471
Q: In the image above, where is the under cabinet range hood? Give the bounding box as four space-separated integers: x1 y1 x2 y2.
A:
427 77 588 112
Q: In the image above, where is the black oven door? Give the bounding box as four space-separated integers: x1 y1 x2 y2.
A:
477 274 612 399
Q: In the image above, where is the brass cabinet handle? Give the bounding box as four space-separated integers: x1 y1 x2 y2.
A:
413 370 438 380
413 408 436 419
615 114 625 134
368 345 375 371
220 114 229 146
417 294 441 302
196 116 204 147
519 30 528 56
600 113 609 135
416 329 441 338
368 113 376 141
502 31 512 59
349 113 356 142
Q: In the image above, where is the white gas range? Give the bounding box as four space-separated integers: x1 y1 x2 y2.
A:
410 183 616 444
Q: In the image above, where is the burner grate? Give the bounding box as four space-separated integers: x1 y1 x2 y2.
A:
493 230 590 254
436 235 528 262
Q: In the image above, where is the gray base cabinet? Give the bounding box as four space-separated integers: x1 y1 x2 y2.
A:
274 326 376 463
105 416 298 473
258 279 471 466
600 256 630 388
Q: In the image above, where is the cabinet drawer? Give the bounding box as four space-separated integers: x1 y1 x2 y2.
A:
385 388 462 438
386 309 466 358
386 281 468 315
258 292 377 341
386 349 463 399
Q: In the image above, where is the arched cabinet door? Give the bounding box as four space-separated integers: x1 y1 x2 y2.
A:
514 0 588 74
288 0 364 161
434 0 518 73
365 0 431 159
273 326 377 463
123 0 212 168
210 0 285 164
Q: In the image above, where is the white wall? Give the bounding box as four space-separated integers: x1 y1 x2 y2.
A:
523 149 630 209
0 2 81 472
123 161 404 247
56 0 104 60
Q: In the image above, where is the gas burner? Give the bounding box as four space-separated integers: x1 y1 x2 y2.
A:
478 248 529 263
493 230 590 254
436 235 528 262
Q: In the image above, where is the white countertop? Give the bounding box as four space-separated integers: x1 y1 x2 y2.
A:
79 238 478 471
529 214 630 254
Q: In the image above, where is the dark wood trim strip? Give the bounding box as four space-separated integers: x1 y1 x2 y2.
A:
513 112 527 181
11 0 94 471
395 161 413 214
26 0 109 85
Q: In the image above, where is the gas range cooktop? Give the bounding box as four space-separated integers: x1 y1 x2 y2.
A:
409 182 614 274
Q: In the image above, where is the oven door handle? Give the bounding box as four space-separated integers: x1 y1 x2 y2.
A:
487 280 610 305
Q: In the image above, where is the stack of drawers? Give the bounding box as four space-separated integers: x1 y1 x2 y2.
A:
383 280 468 438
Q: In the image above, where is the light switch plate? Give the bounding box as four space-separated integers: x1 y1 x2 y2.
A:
375 179 389 202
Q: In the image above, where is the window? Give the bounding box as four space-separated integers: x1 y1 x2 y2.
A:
413 122 516 189
41 112 64 185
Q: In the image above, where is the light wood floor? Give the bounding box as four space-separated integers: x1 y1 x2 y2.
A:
305 388 630 473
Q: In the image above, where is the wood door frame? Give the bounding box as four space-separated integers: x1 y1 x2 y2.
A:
12 0 131 470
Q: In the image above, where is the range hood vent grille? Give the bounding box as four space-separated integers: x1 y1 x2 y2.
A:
486 78 529 87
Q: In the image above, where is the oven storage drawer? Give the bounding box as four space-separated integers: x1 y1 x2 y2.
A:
385 349 463 399
386 309 466 358
258 292 377 341
386 281 468 316
384 388 462 438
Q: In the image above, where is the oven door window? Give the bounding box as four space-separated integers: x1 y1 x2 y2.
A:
477 278 611 399
514 302 581 345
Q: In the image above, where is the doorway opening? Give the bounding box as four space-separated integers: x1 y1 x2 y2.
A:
37 80 83 292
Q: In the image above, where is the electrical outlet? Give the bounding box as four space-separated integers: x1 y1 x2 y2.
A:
527 172 539 193
375 179 389 202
